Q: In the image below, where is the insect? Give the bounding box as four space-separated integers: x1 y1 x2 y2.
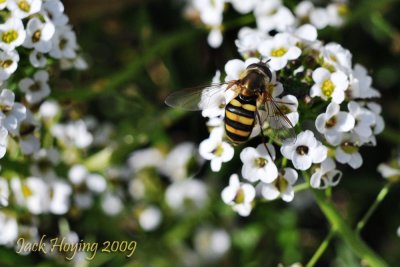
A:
165 60 296 159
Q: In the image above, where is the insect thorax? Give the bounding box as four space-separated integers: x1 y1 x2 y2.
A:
240 70 268 96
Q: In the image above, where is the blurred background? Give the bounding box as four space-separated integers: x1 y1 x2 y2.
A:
1 0 400 266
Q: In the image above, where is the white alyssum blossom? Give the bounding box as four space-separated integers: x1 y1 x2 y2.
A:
0 88 26 135
269 94 299 127
0 212 18 246
138 205 162 231
29 50 47 68
193 227 231 261
240 143 278 183
315 102 355 145
52 120 93 149
7 0 42 19
235 27 270 57
165 179 208 211
0 49 19 80
41 0 69 26
254 0 295 33
127 147 164 172
207 28 223 49
366 103 384 135
0 177 9 206
335 134 363 169
228 0 257 14
19 70 51 104
261 167 298 202
310 157 342 189
49 180 72 215
0 127 8 158
310 67 349 104
378 161 400 180
11 176 49 214
347 101 375 139
49 25 77 59
281 130 328 171
0 18 26 51
23 17 55 53
348 64 380 99
321 43 352 73
39 99 60 119
221 174 255 216
258 33 302 71
101 193 123 216
199 127 234 172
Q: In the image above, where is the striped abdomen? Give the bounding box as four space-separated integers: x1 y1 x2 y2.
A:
224 94 257 144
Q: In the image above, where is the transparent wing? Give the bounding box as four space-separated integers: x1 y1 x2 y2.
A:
263 98 297 144
165 82 237 111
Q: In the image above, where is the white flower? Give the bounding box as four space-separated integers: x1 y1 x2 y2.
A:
193 227 231 261
321 43 352 73
127 147 164 172
128 178 145 200
49 25 77 59
378 162 400 181
29 50 47 68
0 88 26 135
60 55 88 70
0 49 19 80
139 206 162 231
6 0 41 19
335 134 363 169
207 28 223 48
235 27 270 57
240 143 278 183
326 3 346 27
52 120 93 148
315 102 355 145
41 0 68 26
159 142 199 181
0 18 26 51
0 0 7 9
199 127 234 172
269 94 299 127
261 167 298 202
366 102 384 135
23 17 55 53
348 101 375 139
281 130 328 171
221 174 255 216
20 134 40 155
11 176 49 214
0 177 9 206
0 212 18 246
86 173 107 193
294 1 314 20
29 148 60 178
348 64 380 99
310 8 330 29
228 0 257 14
68 164 88 184
165 179 208 211
19 70 51 104
224 57 259 81
254 0 295 32
310 67 349 104
49 180 72 215
39 99 60 119
310 157 342 189
0 127 7 158
101 193 123 216
258 33 301 71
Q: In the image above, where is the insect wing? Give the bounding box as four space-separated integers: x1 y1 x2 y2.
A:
165 83 232 111
263 98 297 144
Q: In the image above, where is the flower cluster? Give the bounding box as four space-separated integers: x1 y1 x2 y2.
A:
185 0 347 48
197 3 384 216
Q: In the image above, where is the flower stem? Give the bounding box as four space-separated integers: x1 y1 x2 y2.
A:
356 182 392 233
293 182 309 193
303 172 389 267
305 229 335 267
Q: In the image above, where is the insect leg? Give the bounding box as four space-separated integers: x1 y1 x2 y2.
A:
255 109 274 160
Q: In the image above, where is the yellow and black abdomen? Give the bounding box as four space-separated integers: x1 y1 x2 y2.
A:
224 94 257 144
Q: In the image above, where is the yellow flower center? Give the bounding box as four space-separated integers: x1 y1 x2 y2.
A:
234 188 245 204
341 142 358 154
2 30 18 44
0 0 6 3
254 157 267 167
296 145 309 155
273 174 288 193
271 47 287 57
32 30 41 43
59 38 67 49
29 82 41 92
22 184 33 197
322 79 335 97
0 59 13 68
325 116 337 128
17 0 31 12
212 144 224 157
